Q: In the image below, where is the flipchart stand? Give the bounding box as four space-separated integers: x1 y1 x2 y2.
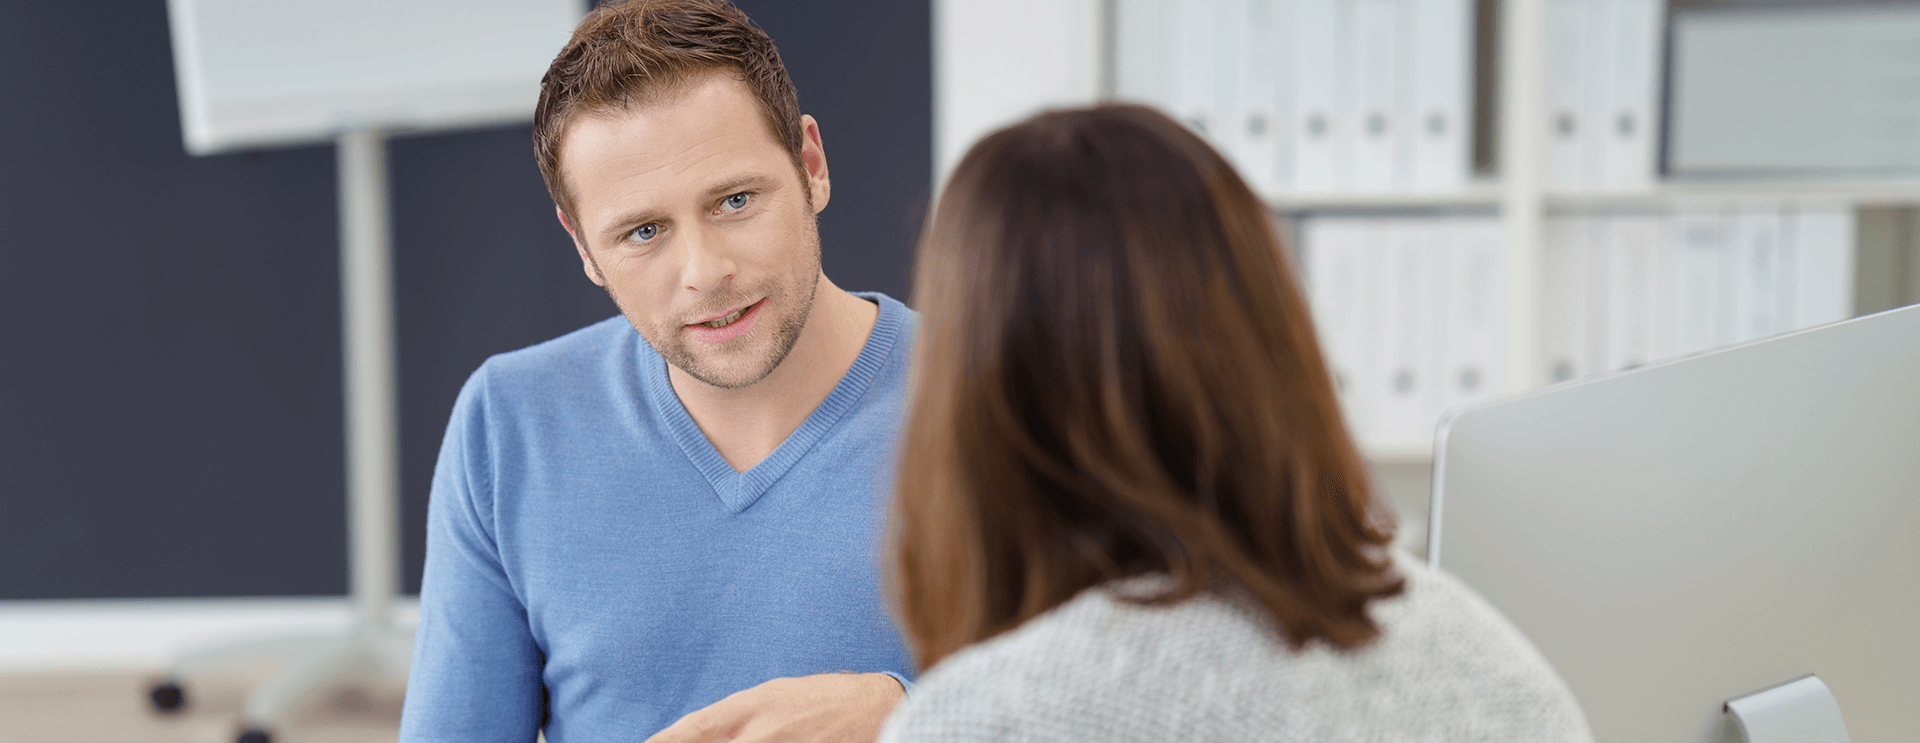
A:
149 129 412 743
158 1 581 738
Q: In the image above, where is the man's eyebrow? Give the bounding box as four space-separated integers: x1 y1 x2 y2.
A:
599 207 669 243
703 172 779 198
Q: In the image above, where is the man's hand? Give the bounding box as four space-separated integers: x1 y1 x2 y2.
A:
645 672 906 743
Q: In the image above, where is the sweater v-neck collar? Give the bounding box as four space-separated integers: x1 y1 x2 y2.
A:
642 293 905 514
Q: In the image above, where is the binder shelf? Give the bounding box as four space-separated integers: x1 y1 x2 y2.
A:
934 0 1920 461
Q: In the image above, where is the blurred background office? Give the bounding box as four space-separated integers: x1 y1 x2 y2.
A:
1 0 927 602
1 0 927 738
4 0 1920 740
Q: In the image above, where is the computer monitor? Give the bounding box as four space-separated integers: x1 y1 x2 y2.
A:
1428 303 1920 742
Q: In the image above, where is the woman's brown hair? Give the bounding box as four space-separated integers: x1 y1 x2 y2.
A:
891 104 1404 670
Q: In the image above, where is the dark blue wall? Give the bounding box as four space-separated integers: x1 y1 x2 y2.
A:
0 0 931 599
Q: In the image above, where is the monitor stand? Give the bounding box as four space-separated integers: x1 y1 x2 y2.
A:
1725 675 1853 743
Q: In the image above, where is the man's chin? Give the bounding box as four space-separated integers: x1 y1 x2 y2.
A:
676 359 778 390
657 340 781 390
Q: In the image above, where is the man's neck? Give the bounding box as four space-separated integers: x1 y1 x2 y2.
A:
667 276 880 473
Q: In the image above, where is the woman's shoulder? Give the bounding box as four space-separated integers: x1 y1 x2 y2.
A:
880 555 1594 742
878 576 1265 742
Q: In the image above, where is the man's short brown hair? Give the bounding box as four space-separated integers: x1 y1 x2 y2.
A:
534 0 806 225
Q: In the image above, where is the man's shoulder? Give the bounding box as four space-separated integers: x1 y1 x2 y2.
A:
443 316 649 469
475 315 638 385
854 292 918 330
849 291 918 380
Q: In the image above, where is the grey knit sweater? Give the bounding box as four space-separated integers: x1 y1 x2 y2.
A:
877 554 1593 742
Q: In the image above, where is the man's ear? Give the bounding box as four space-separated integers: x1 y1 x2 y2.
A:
799 114 830 214
558 205 606 287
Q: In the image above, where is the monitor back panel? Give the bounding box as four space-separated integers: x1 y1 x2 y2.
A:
1430 304 1920 742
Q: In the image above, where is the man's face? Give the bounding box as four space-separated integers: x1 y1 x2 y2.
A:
558 72 830 390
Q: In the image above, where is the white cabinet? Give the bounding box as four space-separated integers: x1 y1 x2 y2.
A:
934 0 1920 461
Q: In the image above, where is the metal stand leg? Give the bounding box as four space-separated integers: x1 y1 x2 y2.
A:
152 128 411 743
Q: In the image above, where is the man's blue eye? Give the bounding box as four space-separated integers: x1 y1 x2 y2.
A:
631 223 658 241
723 193 750 210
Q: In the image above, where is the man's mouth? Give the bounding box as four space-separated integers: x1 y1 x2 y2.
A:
692 301 758 329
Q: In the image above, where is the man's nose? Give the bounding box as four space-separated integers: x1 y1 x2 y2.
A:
679 223 737 292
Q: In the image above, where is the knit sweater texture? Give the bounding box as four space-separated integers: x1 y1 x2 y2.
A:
400 294 917 743
878 553 1593 743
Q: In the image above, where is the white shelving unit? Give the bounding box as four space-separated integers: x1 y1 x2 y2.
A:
1189 0 1920 463
1548 180 1920 209
934 0 1920 466
1266 179 1920 212
1263 182 1504 210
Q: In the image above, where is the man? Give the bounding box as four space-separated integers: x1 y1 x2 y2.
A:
398 2 916 741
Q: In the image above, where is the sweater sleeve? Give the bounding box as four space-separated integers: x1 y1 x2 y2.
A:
399 367 547 743
872 641 1069 743
880 671 916 698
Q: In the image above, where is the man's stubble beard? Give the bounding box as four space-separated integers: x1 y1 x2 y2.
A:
602 226 822 391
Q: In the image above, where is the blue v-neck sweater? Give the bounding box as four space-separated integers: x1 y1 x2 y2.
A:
400 294 917 743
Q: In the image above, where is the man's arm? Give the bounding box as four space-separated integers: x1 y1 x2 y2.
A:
399 370 546 743
644 672 907 743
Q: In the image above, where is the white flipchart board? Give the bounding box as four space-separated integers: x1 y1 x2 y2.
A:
1431 303 1920 742
167 0 583 154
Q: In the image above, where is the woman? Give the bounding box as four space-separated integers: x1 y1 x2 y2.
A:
881 105 1591 742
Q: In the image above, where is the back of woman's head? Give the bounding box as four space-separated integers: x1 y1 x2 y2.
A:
891 104 1403 670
